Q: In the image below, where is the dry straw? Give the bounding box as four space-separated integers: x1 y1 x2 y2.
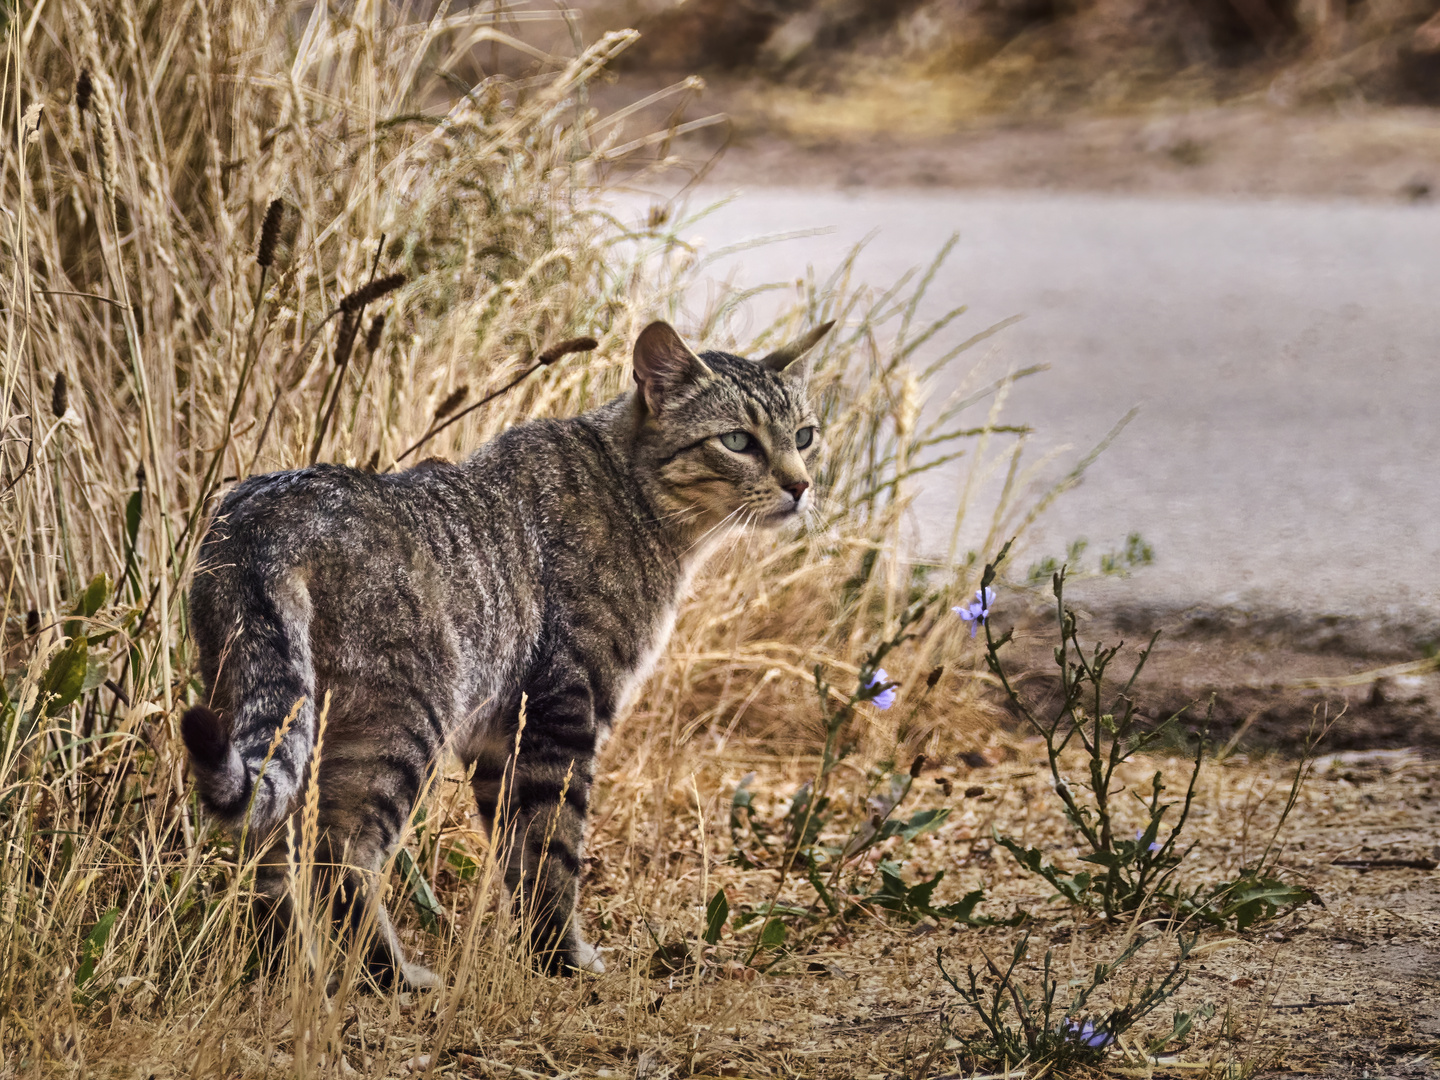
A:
0 0 1095 1074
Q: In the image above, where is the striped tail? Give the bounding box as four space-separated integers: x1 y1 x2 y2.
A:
182 572 317 836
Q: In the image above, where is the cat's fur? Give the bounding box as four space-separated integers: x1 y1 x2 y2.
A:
181 320 830 983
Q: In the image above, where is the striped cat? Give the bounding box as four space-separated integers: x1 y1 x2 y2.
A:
181 319 831 984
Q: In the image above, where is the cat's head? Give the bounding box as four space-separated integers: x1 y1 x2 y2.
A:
628 320 831 534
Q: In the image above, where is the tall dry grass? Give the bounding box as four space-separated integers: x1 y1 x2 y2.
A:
0 1 1068 1074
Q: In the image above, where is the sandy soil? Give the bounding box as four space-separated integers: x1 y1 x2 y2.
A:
699 103 1440 203
289 748 1440 1079
598 75 1440 203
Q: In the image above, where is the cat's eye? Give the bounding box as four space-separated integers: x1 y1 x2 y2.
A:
719 431 753 453
795 426 815 450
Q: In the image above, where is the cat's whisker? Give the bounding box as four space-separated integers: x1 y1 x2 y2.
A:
683 505 748 557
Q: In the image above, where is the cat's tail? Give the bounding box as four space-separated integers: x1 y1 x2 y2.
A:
182 571 317 837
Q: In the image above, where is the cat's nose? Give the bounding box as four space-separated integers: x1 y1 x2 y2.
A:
784 480 810 504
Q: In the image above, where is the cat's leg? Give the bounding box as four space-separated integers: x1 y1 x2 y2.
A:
320 830 441 991
471 678 603 975
306 692 445 990
250 838 298 974
243 812 438 990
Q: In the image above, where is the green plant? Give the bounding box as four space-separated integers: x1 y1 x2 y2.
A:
1099 532 1155 576
702 610 1021 966
936 931 1210 1072
1026 531 1154 585
981 551 1316 927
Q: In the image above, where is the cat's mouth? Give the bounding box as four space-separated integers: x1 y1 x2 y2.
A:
760 502 806 526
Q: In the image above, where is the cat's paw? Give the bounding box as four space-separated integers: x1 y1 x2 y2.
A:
571 938 605 975
400 960 441 990
364 955 440 992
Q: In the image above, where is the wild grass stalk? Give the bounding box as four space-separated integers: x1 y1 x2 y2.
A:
0 1 1091 1074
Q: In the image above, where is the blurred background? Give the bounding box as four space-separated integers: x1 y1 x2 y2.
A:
578 0 1440 196
542 0 1440 659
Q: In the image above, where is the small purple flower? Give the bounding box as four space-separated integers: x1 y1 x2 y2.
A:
1062 1019 1114 1050
1135 829 1163 854
952 586 997 637
866 668 896 710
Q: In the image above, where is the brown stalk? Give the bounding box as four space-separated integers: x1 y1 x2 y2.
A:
391 336 595 468
308 255 400 466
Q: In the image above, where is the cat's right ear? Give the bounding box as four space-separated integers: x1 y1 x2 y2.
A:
632 321 713 414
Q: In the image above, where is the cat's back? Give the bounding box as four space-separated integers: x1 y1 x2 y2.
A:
203 462 470 561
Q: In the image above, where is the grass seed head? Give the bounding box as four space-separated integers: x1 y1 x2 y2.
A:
75 69 92 113
333 310 359 368
365 313 385 354
340 272 405 314
433 386 469 422
257 199 284 268
51 373 68 418
538 335 598 364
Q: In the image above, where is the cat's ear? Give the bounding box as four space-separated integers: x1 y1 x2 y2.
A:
632 321 713 413
761 320 835 378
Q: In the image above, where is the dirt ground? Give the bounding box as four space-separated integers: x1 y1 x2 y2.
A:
601 76 1440 203
674 747 1440 1079
241 742 1438 1079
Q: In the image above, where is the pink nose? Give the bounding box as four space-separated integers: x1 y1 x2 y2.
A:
785 480 810 503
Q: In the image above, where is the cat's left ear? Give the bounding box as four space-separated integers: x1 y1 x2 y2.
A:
761 320 835 379
633 321 713 414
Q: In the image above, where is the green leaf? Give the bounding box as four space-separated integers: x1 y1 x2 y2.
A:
997 834 1099 908
81 656 109 694
75 907 119 988
79 573 109 616
64 574 110 638
759 918 786 949
446 847 480 882
933 887 1025 926
907 868 944 910
40 636 89 717
1221 881 1315 930
1056 871 1093 905
805 862 838 916
731 901 809 930
898 807 950 841
395 848 443 932
996 836 1047 875
703 888 729 945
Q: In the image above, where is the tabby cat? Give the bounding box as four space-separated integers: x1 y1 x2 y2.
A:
181 319 832 984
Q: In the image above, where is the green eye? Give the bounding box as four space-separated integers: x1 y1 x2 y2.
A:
720 431 753 453
795 426 815 450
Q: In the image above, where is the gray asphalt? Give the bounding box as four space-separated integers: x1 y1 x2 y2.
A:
654 189 1440 632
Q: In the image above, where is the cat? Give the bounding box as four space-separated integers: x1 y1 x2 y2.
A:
181 318 832 984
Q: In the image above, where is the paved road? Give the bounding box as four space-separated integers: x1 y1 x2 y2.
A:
651 190 1440 632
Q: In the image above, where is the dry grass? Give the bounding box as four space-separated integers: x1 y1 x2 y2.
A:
0 1 1091 1075
11 3 1416 1077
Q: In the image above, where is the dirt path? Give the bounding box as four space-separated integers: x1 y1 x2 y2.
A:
692 103 1440 204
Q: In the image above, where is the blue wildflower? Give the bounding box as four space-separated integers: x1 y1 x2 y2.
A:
952 586 997 637
1135 829 1163 854
1061 1019 1114 1050
866 668 896 710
